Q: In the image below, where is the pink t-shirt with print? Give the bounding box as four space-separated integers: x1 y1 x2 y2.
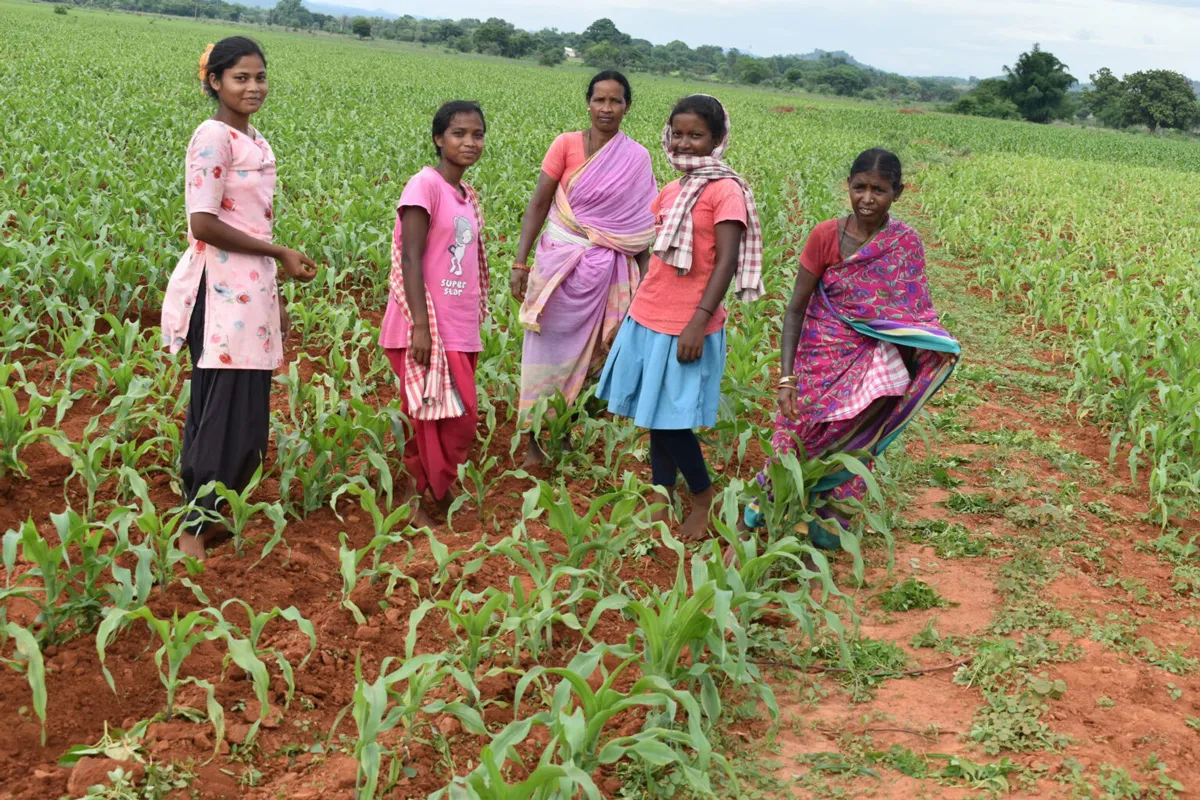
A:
160 119 282 370
379 167 482 352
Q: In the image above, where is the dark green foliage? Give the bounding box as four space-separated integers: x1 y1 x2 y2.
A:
1082 68 1127 128
950 78 1021 120
538 46 565 67
1122 70 1200 132
1002 44 1076 123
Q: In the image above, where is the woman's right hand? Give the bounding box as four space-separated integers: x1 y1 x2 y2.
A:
510 269 529 302
279 248 317 282
410 324 433 368
778 387 800 421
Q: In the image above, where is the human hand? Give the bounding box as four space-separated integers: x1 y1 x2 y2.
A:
778 386 799 421
510 268 529 302
410 324 432 368
279 248 317 281
676 320 706 363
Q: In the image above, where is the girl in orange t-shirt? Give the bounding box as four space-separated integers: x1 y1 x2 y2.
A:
598 95 764 542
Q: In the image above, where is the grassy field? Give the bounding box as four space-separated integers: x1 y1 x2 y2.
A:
2 1 1200 798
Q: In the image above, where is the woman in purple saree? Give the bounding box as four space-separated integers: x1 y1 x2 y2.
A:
510 71 658 467
745 149 960 549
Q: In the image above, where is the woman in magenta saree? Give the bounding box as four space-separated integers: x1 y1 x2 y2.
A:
745 149 960 549
510 72 658 466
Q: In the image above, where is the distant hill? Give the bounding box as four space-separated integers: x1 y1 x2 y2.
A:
793 49 870 68
236 0 399 18
788 50 969 82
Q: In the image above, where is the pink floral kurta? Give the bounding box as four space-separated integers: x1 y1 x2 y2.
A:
161 120 282 370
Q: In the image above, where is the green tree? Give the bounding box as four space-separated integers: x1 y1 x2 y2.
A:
472 17 513 55
580 18 629 47
350 16 370 38
1122 69 1200 133
538 45 565 67
816 64 869 96
1002 43 1077 123
1082 67 1126 127
735 57 771 85
950 78 1021 120
583 41 624 69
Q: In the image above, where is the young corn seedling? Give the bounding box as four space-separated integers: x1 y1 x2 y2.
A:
449 455 505 523
340 653 485 799
338 531 419 624
200 466 289 562
122 467 202 587
47 420 117 518
0 383 56 480
407 586 510 676
0 622 47 744
96 607 228 751
219 599 317 709
331 476 412 540
2 511 122 646
514 646 732 796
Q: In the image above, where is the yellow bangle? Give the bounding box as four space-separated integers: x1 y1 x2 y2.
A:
512 263 530 272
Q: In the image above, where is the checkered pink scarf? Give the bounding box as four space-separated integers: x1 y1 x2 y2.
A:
652 96 764 302
388 180 489 420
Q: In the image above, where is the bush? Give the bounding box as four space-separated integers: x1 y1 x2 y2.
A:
538 46 564 67
54 5 68 14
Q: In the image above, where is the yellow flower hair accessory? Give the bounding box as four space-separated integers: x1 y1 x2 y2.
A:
198 42 215 94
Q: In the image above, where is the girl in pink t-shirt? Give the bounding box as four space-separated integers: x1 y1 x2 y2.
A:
161 37 317 560
598 95 765 542
379 101 489 527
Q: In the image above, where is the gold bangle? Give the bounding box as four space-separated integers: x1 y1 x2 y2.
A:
512 263 530 272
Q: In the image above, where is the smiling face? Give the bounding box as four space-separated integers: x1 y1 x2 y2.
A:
588 79 629 135
848 169 900 227
669 111 718 158
209 54 268 116
435 111 486 168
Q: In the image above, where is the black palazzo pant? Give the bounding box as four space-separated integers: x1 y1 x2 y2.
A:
181 272 271 532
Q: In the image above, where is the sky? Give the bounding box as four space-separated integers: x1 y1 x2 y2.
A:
370 0 1200 79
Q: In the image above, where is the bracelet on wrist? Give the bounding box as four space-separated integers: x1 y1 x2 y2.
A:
512 263 531 272
697 306 714 316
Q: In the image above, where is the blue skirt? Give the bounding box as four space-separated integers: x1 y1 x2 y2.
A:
597 317 725 429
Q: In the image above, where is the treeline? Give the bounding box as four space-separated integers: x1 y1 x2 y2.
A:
71 0 965 102
947 43 1200 133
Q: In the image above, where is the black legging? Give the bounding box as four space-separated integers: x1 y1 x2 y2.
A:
649 429 711 493
181 272 271 533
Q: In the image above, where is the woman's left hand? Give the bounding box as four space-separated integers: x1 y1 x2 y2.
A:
279 305 291 339
677 320 706 363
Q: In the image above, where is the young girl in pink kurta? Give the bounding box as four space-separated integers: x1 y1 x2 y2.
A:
161 37 316 558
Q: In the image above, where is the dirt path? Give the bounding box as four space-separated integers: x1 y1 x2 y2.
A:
746 243 1200 798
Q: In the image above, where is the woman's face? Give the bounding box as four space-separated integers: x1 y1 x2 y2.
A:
848 170 898 226
588 80 629 135
435 112 486 168
669 111 717 158
210 54 268 116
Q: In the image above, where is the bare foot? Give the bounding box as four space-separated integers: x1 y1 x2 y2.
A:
649 488 675 526
412 503 438 530
678 485 717 543
521 435 547 470
413 491 454 529
178 531 208 560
